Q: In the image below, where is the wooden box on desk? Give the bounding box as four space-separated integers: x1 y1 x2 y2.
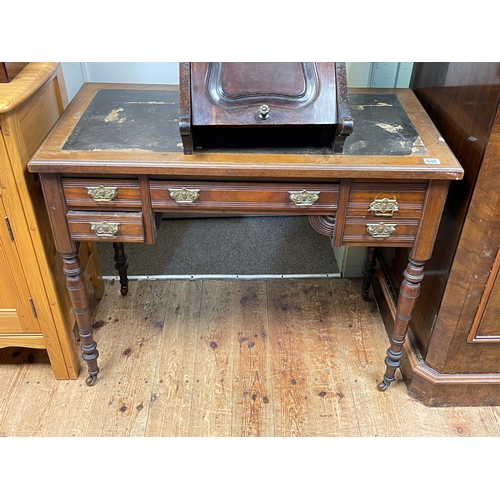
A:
179 62 353 154
0 62 104 379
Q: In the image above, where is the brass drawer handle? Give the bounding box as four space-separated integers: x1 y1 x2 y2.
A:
288 190 320 207
366 223 397 238
368 197 399 217
90 221 120 236
86 185 118 202
169 188 200 204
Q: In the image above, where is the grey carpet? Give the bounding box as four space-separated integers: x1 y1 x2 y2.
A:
96 216 339 277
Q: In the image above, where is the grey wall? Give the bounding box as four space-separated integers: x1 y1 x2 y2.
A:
61 62 413 102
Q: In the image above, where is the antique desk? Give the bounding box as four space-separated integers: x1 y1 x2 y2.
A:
27 83 463 392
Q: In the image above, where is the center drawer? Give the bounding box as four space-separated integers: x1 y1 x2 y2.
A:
149 181 339 214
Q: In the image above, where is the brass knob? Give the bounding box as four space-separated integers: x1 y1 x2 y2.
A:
259 104 270 120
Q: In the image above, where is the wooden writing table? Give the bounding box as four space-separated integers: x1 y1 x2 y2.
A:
28 83 463 391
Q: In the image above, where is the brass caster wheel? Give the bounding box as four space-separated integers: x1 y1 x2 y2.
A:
85 374 98 386
377 379 391 392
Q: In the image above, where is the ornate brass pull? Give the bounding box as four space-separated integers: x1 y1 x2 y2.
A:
169 188 200 204
288 190 320 207
90 221 120 237
86 185 118 202
368 197 399 217
366 223 397 238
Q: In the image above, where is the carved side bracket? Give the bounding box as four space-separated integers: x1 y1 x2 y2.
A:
309 215 336 236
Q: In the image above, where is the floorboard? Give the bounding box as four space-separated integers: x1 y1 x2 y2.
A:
1 278 500 438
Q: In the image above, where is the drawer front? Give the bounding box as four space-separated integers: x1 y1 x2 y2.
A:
150 181 339 214
62 178 141 209
346 182 426 219
67 211 145 242
342 217 419 246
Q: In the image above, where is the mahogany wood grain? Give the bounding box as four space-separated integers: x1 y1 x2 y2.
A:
66 211 145 242
361 247 376 301
409 180 450 261
378 258 425 391
468 246 500 341
61 251 98 386
28 84 462 182
332 179 350 247
377 65 500 357
112 242 129 296
372 265 500 406
149 180 339 214
178 62 193 154
342 219 419 246
62 178 142 208
185 63 353 154
27 82 463 394
374 63 500 405
139 175 156 245
39 173 77 253
346 182 427 218
426 104 500 372
190 62 338 126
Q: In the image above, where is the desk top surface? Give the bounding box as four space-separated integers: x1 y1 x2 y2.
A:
28 83 463 181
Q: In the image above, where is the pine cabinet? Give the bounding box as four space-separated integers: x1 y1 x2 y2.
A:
0 62 103 379
0 195 41 334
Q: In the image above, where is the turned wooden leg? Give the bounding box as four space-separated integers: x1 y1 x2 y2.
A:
113 242 129 296
62 251 99 386
377 257 425 392
361 246 377 301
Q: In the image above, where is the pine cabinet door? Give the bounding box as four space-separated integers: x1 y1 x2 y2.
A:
0 196 41 333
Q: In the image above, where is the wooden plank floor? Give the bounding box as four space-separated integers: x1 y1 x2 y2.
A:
1 278 500 437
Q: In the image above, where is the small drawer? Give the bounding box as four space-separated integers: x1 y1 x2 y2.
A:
150 181 339 214
341 217 419 246
62 178 141 209
67 211 145 242
347 182 426 219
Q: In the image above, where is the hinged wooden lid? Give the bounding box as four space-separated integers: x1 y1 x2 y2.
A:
179 62 353 154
